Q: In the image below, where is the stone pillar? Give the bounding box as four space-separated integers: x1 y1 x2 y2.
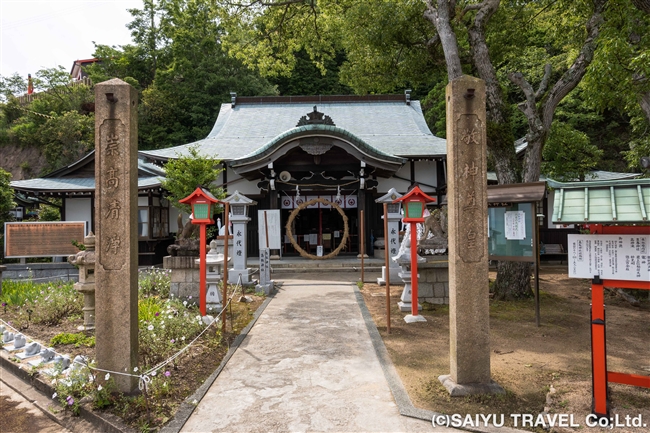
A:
222 191 257 285
375 188 403 286
439 75 503 396
94 79 139 393
67 232 96 330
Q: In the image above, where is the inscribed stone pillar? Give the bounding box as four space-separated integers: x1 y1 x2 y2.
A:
375 188 403 286
95 79 139 393
222 191 256 285
439 75 503 396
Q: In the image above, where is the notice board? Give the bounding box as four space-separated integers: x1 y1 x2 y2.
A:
488 203 534 259
258 210 281 250
4 221 86 258
568 234 649 282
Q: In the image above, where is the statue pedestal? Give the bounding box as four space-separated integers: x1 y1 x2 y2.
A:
397 266 422 312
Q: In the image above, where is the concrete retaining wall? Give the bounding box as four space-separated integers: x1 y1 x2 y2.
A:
1 263 79 283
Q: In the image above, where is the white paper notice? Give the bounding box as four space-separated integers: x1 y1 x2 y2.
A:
568 234 650 282
505 211 526 240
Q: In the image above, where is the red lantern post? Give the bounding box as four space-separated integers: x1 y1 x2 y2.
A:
179 186 220 316
393 186 436 318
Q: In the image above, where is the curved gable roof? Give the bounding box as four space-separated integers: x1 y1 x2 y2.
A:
140 97 447 162
230 124 406 171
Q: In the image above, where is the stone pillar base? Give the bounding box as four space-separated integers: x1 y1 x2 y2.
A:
255 282 274 295
404 314 427 323
438 374 505 397
397 301 422 312
376 265 401 286
228 268 256 286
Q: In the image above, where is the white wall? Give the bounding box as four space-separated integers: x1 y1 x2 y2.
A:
223 167 260 195
376 160 438 195
65 198 91 235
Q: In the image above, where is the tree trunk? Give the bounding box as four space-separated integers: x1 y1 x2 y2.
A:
492 261 532 300
424 0 464 81
639 90 650 123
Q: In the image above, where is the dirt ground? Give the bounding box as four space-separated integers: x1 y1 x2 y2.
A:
359 265 650 433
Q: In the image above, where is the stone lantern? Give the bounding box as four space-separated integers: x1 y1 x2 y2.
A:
375 187 403 286
201 239 231 313
67 232 96 330
222 191 256 286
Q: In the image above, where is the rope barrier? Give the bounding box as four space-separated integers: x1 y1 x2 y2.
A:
0 276 246 386
4 275 76 282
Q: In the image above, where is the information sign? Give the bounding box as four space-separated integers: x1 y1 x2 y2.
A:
568 234 649 282
5 221 86 258
257 210 281 249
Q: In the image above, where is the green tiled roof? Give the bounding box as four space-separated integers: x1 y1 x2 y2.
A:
549 178 650 223
140 100 446 162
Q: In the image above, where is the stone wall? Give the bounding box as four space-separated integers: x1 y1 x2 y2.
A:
1 263 79 283
163 255 200 300
417 257 449 305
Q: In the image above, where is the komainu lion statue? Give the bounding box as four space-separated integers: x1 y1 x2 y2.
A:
418 206 448 254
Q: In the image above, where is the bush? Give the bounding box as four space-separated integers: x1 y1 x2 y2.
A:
50 332 95 348
138 267 171 298
138 297 214 367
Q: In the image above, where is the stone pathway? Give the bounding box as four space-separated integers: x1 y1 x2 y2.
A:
180 274 455 433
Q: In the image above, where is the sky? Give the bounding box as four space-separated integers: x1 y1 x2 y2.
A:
1 0 143 79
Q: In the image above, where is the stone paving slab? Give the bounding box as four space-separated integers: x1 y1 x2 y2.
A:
180 275 456 433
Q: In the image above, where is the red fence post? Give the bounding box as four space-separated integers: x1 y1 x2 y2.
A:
591 276 608 418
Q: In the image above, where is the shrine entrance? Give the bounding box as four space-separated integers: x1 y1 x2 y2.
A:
281 199 358 257
230 107 406 259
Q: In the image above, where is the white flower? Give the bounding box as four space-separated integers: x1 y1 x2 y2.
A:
52 392 58 399
147 325 154 331
183 301 188 306
97 385 103 391
195 315 201 321
192 399 198 405
105 373 110 380
133 367 139 372
151 371 157 377
181 336 186 341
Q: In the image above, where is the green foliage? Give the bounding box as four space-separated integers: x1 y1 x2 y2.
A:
88 0 277 151
0 169 15 241
0 279 41 307
138 296 210 367
39 111 95 171
26 281 83 326
138 267 172 298
160 145 224 214
38 202 61 221
542 122 603 181
0 280 81 327
0 67 95 172
50 332 95 348
0 73 26 102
